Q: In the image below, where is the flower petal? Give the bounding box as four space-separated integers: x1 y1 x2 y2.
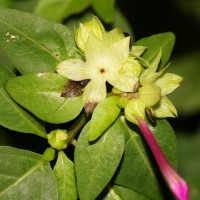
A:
153 96 177 118
105 36 130 71
104 28 125 45
84 33 105 67
108 73 138 92
56 59 91 81
84 31 130 78
155 73 183 96
140 50 162 84
83 79 107 114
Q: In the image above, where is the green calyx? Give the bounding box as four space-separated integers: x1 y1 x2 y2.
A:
47 129 68 150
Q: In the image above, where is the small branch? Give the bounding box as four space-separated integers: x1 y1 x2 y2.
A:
67 111 88 145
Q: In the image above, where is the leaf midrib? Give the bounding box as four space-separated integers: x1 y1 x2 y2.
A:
0 87 46 138
0 159 43 197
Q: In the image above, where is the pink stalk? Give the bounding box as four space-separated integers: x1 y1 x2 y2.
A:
137 118 189 200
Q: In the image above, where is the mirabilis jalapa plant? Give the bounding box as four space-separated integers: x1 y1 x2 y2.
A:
57 17 188 200
0 9 189 200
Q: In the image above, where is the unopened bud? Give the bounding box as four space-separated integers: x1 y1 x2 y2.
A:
139 84 161 107
118 97 129 108
120 56 142 77
125 98 146 124
75 16 105 52
42 147 56 161
47 129 68 150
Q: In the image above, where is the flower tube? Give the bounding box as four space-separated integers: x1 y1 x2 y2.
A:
137 118 189 200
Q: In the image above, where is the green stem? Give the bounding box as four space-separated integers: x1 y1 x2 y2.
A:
67 111 88 145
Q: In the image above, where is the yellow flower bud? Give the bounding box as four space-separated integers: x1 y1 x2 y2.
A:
120 56 142 77
75 16 105 52
139 84 161 107
125 98 146 124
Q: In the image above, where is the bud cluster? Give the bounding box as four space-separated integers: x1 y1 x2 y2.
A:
57 16 182 123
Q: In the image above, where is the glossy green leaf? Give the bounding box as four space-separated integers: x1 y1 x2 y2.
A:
114 118 177 200
53 151 78 200
5 73 84 123
134 32 175 68
75 118 125 200
92 0 115 23
89 96 121 141
0 8 79 74
0 48 16 73
0 146 58 200
12 0 37 12
0 63 46 138
102 185 148 200
35 0 91 22
168 50 200 116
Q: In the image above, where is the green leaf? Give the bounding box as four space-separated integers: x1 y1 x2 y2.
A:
102 185 149 200
114 118 177 200
0 63 46 138
35 0 91 22
0 47 16 73
134 32 175 68
92 0 115 23
0 8 79 74
12 0 37 12
5 73 84 123
168 50 200 116
53 151 78 200
75 118 125 200
0 146 58 200
89 96 121 141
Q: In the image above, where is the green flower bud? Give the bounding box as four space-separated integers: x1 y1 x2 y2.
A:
125 98 146 124
139 84 161 107
42 147 56 161
47 129 68 150
75 16 106 52
120 56 142 77
118 97 129 108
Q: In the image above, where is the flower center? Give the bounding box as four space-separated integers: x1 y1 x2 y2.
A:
99 68 105 74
